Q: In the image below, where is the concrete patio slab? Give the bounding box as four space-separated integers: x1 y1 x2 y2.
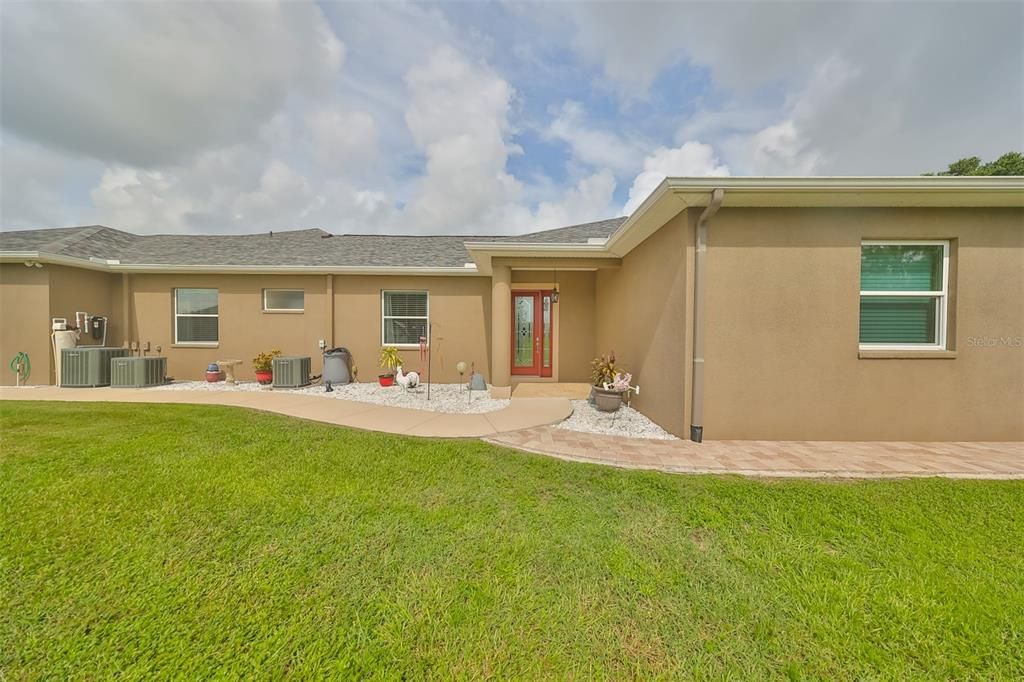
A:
511 382 592 399
405 412 496 438
483 397 573 432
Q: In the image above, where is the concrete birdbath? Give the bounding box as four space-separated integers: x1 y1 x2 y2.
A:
216 359 242 385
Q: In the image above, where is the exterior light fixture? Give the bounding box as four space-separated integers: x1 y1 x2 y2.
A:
552 267 560 303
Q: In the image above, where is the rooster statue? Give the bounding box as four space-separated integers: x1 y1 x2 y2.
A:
395 365 420 390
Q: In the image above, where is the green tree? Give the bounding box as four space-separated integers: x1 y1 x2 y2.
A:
925 152 1024 176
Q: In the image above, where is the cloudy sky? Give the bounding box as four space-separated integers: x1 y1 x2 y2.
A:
1 1 1021 235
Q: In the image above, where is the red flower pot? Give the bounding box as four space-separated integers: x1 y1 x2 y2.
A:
206 370 222 383
255 370 273 385
378 374 394 387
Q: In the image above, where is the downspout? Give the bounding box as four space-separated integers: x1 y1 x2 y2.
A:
326 273 335 348
690 188 724 443
121 273 133 349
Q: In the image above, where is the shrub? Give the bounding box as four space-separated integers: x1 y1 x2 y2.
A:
252 349 282 372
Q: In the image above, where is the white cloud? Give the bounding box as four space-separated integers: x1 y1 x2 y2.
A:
533 170 617 229
92 167 195 234
0 141 100 228
624 142 730 214
6 1 1021 238
748 121 820 176
84 44 616 237
1 0 342 167
305 109 380 170
402 46 523 232
536 1 1023 175
545 101 645 175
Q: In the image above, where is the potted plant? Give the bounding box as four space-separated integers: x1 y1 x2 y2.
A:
378 346 402 387
590 351 633 412
252 349 281 385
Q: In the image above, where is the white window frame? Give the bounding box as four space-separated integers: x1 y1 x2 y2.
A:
859 240 949 351
381 290 429 348
262 288 304 313
173 288 219 346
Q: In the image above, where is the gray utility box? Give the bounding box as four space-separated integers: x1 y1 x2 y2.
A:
61 347 130 387
272 356 311 388
322 347 352 384
111 356 167 388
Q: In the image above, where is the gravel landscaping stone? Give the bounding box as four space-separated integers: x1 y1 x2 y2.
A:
147 380 509 414
556 400 678 440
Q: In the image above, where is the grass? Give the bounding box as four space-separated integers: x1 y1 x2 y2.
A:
1 402 1022 679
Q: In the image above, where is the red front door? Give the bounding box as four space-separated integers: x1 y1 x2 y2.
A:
511 291 553 377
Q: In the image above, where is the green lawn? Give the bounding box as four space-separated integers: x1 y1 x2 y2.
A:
2 403 1022 679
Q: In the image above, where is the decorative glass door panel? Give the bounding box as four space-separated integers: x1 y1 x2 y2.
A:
513 294 536 372
511 291 553 377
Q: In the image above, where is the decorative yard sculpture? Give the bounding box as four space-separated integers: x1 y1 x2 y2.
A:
395 365 420 390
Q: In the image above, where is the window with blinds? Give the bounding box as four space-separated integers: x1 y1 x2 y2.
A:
381 291 429 346
859 241 949 349
174 288 219 344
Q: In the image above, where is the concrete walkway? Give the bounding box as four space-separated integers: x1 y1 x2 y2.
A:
486 426 1024 479
4 387 1022 479
0 386 572 438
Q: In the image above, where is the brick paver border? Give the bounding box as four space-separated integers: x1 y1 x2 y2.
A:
485 427 1024 479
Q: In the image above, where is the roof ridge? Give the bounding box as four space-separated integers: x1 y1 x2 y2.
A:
334 233 492 239
46 225 109 254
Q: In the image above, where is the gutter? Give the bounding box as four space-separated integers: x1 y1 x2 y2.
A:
0 252 482 276
690 188 724 443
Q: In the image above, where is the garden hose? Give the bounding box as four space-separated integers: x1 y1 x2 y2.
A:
9 351 31 384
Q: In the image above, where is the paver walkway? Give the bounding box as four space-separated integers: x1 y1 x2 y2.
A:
486 426 1024 479
0 386 571 438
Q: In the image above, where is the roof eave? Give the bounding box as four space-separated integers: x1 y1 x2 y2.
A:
0 252 482 276
665 176 1024 208
461 242 616 275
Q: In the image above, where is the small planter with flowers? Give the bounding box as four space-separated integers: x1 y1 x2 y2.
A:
590 351 639 412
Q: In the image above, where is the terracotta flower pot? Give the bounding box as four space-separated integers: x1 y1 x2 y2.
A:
255 370 273 385
379 374 394 387
206 362 222 382
593 387 624 412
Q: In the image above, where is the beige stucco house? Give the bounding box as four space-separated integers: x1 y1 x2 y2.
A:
2 177 1022 441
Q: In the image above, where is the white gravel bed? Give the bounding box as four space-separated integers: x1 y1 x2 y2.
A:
556 400 679 440
146 380 509 414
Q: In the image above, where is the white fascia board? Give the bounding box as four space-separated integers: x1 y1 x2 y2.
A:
604 180 690 257
0 251 112 272
116 264 481 275
665 176 1024 192
665 176 1024 208
462 242 616 275
0 251 481 276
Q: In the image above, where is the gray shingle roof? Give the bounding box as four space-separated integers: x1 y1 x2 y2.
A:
0 217 625 269
493 217 626 244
